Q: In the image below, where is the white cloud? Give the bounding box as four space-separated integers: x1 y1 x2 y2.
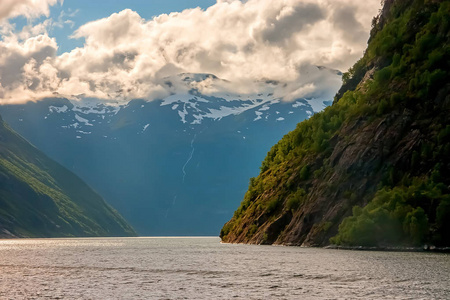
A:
0 0 381 104
0 0 62 21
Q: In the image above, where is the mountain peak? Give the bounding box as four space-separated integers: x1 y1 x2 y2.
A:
178 73 220 83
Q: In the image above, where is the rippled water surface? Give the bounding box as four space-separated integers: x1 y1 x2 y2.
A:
0 237 449 299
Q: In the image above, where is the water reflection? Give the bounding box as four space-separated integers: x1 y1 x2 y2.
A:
0 237 448 299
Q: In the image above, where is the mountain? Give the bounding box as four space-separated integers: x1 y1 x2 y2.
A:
0 70 338 235
221 0 450 247
0 114 136 238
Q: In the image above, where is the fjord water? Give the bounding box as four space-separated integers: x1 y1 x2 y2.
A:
1 238 448 299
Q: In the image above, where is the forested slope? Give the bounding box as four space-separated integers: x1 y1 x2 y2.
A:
0 115 136 238
221 0 450 247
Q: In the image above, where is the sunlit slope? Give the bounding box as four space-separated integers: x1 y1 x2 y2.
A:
0 115 136 237
221 0 450 247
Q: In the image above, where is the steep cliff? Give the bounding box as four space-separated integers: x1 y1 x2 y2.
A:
0 115 136 238
221 0 450 247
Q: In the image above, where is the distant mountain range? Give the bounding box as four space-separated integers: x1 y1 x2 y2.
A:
0 114 136 238
0 70 337 235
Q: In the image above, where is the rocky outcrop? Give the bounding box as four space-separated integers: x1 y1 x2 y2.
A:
221 0 450 247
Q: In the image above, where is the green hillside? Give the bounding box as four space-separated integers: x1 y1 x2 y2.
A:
0 115 136 238
221 0 450 247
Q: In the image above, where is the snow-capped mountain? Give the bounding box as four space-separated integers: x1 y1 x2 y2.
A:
41 72 331 132
0 72 335 235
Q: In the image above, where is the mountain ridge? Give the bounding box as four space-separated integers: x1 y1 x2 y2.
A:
0 114 136 238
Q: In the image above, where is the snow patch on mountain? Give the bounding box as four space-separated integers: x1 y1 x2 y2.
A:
74 114 93 126
254 111 263 121
292 100 307 108
73 106 106 114
305 98 329 113
158 75 292 125
76 130 91 135
49 105 69 113
191 114 204 125
62 122 80 129
70 98 121 115
258 105 270 111
161 94 209 106
202 106 241 120
178 104 188 124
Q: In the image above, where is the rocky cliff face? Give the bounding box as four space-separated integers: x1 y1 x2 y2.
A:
221 0 450 247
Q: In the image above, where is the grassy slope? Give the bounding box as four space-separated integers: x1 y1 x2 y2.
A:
0 116 136 237
221 0 450 247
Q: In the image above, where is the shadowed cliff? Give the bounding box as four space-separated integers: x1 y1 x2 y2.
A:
0 115 136 238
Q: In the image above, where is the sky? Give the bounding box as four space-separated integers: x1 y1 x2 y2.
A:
0 0 381 105
9 0 218 54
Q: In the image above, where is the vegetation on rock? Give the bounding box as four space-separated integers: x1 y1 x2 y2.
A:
0 116 136 238
221 0 450 247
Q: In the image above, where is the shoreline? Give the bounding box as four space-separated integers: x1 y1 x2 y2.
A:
220 240 450 253
3 236 450 253
325 244 450 253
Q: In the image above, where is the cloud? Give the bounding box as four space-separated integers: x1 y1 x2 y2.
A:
0 0 61 21
258 2 325 45
0 0 381 104
331 5 368 45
